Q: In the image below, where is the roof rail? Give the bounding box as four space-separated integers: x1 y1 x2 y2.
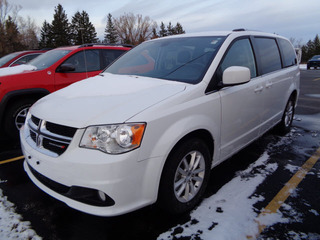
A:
232 28 246 32
79 43 134 48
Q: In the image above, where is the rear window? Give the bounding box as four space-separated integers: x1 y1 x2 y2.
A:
255 38 282 75
278 38 296 67
101 49 127 69
0 52 20 67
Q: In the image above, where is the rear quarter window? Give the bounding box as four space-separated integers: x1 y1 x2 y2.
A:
255 37 282 75
278 38 297 67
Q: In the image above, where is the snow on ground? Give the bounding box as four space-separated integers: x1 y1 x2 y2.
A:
0 65 36 77
158 114 320 240
0 189 41 240
158 152 282 240
299 64 307 70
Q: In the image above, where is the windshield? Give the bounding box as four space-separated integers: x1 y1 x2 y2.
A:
28 49 72 70
311 55 320 60
0 52 21 67
105 36 226 84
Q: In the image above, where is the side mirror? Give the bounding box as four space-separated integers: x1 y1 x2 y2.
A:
58 63 75 72
222 66 250 86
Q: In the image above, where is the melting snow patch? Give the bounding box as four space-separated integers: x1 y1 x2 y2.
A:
309 209 319 216
0 189 41 240
287 231 320 240
285 164 300 173
158 152 278 240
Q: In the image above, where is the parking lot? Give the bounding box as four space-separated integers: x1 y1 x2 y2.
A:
0 69 319 240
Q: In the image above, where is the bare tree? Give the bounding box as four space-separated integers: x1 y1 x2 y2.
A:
18 16 39 49
114 13 157 45
0 0 10 24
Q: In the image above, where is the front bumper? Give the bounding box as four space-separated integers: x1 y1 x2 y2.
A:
20 125 163 216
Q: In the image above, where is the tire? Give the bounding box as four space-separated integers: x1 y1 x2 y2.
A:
158 138 211 214
276 96 295 135
3 98 35 140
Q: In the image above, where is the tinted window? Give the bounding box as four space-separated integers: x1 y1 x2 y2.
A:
105 37 226 84
0 52 20 67
278 38 296 67
29 50 71 70
255 38 282 74
220 38 257 78
62 50 100 72
101 50 126 69
11 53 42 66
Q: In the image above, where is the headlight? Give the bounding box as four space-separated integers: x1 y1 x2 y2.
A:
79 123 146 154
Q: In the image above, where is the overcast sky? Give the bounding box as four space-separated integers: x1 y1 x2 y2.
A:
9 0 320 44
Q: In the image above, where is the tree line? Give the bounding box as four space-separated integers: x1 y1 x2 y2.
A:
0 0 38 57
0 0 185 57
300 34 320 63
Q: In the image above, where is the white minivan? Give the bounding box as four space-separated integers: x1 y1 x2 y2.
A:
20 30 300 216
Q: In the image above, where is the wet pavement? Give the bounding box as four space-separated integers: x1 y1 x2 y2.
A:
0 69 319 240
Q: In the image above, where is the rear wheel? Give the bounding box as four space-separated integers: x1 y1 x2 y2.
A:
276 96 295 134
158 138 211 214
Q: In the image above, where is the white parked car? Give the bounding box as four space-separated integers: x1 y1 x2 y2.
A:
20 30 300 216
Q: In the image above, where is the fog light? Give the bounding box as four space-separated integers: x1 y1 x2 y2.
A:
98 190 107 201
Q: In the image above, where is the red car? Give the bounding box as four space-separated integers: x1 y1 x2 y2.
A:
0 44 131 140
0 50 47 68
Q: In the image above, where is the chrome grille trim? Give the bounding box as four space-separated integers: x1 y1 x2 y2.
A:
26 115 77 157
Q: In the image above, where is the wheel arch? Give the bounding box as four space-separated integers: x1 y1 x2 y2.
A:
166 129 214 163
0 88 50 127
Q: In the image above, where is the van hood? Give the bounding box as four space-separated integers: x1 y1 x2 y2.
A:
31 73 186 128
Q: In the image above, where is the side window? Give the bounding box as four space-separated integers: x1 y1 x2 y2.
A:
220 38 257 78
11 54 41 66
101 50 126 69
62 50 100 73
278 38 297 67
255 38 282 74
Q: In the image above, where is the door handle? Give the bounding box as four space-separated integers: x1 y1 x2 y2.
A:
266 82 273 88
254 86 263 93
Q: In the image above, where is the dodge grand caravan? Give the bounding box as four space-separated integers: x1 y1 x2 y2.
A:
20 30 300 216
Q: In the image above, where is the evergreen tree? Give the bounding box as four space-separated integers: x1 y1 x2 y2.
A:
50 4 71 47
71 10 98 45
301 34 320 62
159 22 167 37
39 20 53 48
104 13 118 44
167 22 175 35
151 27 158 39
314 34 320 55
3 16 25 53
174 22 185 34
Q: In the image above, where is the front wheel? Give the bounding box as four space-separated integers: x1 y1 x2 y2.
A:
3 99 35 140
158 138 211 214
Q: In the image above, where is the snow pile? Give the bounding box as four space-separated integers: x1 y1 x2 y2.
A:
299 64 307 70
0 65 36 77
158 152 280 240
0 189 41 240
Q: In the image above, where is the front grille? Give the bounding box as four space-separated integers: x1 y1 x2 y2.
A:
27 115 77 156
46 121 77 138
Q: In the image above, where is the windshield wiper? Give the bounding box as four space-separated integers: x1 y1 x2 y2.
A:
160 52 211 78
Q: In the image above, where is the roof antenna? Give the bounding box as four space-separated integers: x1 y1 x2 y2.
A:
79 27 89 79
